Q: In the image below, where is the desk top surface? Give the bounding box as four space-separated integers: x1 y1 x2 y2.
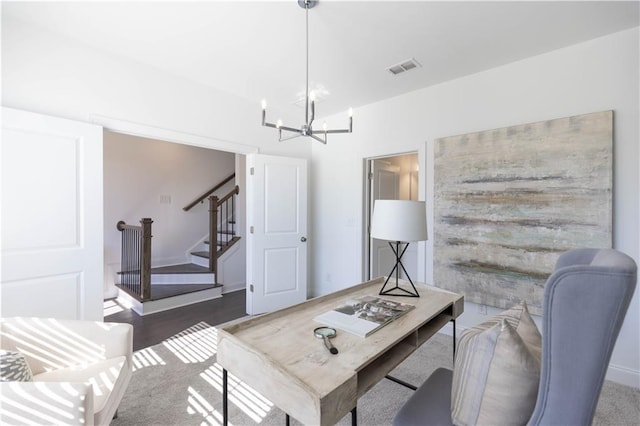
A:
218 278 463 397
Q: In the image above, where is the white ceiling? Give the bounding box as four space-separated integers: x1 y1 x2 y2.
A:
4 1 639 120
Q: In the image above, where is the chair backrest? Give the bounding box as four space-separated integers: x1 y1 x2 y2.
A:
527 248 637 425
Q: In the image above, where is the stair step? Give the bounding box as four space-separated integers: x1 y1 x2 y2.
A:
116 284 223 316
150 263 210 274
204 240 234 247
198 236 242 254
191 236 241 267
147 283 222 300
191 251 210 259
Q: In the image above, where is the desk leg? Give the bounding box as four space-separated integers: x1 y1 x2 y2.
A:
285 414 290 426
223 368 228 426
384 374 417 391
351 406 357 426
452 318 457 363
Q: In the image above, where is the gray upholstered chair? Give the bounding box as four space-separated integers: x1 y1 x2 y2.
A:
393 248 637 426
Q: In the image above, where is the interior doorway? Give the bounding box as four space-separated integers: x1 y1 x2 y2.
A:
364 152 419 281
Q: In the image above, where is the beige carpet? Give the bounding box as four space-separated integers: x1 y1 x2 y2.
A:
111 322 639 426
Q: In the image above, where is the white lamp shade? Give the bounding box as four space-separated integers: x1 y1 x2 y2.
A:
371 200 428 242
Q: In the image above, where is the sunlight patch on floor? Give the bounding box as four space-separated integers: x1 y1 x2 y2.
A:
186 386 225 426
131 347 165 372
200 363 273 423
103 300 124 317
163 322 217 363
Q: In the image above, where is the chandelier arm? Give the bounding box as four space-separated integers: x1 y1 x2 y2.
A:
277 124 303 133
279 132 305 142
309 133 327 144
324 128 353 134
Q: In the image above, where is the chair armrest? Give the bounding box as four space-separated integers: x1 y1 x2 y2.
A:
0 381 94 425
1 318 133 374
78 321 133 365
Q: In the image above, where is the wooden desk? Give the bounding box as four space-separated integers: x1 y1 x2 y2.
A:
217 277 463 426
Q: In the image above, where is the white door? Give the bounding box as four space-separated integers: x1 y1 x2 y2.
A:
246 154 307 315
370 160 401 278
1 108 103 320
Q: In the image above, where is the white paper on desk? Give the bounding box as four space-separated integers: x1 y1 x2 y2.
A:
313 310 379 337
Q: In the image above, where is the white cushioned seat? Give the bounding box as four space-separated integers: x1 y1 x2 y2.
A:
0 317 133 425
34 356 127 420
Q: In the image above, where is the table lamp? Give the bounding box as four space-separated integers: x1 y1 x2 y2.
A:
371 200 427 297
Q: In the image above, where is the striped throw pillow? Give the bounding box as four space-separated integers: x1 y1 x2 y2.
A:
468 301 541 359
451 302 541 426
0 350 33 382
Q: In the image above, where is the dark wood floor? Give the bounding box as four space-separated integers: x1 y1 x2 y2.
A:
105 290 247 351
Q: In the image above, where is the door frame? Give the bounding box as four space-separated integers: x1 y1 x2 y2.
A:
90 115 259 300
363 150 426 283
92 115 258 156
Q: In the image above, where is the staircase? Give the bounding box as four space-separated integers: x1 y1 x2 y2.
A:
121 263 221 316
115 178 241 316
119 230 239 315
190 225 241 267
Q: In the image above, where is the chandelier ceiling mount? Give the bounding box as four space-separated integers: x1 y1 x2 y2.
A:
261 0 353 144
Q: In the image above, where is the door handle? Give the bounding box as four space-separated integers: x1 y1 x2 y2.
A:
301 237 307 242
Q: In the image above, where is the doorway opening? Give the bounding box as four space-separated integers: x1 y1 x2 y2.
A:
100 118 307 318
103 130 245 314
97 116 254 318
364 152 419 281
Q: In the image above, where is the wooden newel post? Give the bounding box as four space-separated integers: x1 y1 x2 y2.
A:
209 196 219 278
140 218 153 301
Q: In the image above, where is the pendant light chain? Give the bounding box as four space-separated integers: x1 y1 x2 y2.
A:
305 1 310 125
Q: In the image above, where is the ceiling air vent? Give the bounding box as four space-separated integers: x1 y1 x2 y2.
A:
387 58 421 75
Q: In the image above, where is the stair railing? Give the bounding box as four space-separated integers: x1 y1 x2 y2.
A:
116 218 153 301
208 185 240 276
183 173 235 212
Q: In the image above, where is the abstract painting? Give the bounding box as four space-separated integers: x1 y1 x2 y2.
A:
433 111 612 315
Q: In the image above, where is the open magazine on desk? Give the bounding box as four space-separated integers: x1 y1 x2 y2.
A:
313 295 415 337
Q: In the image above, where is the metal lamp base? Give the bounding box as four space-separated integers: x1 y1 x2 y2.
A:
378 241 420 297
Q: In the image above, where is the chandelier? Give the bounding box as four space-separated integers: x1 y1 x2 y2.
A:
261 0 353 144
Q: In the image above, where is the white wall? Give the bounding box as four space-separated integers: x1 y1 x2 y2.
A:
103 131 236 297
1 17 311 160
312 28 640 387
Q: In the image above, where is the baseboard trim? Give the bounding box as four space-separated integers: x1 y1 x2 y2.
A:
116 287 222 316
606 363 640 388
